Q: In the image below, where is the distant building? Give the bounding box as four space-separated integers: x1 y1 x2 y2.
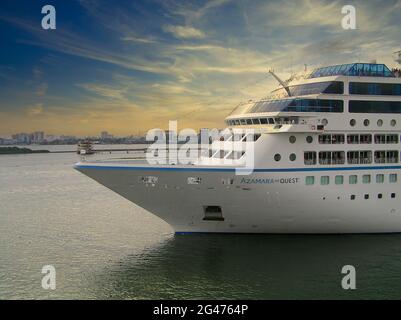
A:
33 131 45 144
12 133 31 144
100 131 113 140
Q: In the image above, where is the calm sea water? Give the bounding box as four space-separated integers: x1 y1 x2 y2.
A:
1 146 401 299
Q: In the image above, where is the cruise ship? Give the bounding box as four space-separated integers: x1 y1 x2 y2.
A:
75 61 401 234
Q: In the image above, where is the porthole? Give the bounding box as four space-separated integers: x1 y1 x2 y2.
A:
363 119 370 127
274 154 281 162
306 136 313 144
289 153 296 161
377 119 383 127
321 119 328 126
350 119 356 127
378 194 383 199
289 136 296 144
391 119 397 127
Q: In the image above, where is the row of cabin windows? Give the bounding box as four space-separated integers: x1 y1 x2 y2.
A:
304 150 399 165
305 173 398 185
317 134 399 145
227 117 299 126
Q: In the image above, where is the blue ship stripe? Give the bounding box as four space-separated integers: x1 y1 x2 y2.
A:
75 164 401 173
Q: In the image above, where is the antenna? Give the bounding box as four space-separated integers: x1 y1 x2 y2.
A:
268 69 291 97
394 50 401 64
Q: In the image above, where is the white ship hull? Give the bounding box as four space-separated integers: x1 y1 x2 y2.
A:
75 162 401 234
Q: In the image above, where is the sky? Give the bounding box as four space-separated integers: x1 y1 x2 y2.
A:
0 0 400 136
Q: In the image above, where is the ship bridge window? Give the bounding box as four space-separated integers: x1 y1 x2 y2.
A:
271 81 344 98
349 82 401 96
252 118 260 125
349 100 401 113
247 98 344 113
304 151 317 165
260 118 268 124
246 119 252 125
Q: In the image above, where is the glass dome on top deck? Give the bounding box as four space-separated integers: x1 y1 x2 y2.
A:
309 63 395 78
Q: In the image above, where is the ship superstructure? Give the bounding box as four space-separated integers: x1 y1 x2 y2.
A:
75 62 401 234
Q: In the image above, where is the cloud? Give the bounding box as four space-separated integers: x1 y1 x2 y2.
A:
163 25 206 39
120 36 157 44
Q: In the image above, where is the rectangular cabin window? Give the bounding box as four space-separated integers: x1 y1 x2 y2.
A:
260 118 268 124
390 174 398 183
386 134 399 144
319 151 332 165
374 151 386 163
268 118 275 124
240 119 246 125
376 174 384 183
375 134 386 144
304 152 317 165
252 118 260 125
335 175 344 185
360 134 372 144
360 151 372 164
246 119 252 125
319 134 332 144
387 150 399 163
347 134 359 144
347 151 359 164
332 151 345 164
349 175 358 184
320 176 330 185
235 120 240 125
332 134 345 144
363 175 371 184
305 176 315 185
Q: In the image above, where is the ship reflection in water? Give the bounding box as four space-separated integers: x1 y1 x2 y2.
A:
93 234 401 299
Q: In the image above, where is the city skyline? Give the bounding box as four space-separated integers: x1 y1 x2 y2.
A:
1 0 401 136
